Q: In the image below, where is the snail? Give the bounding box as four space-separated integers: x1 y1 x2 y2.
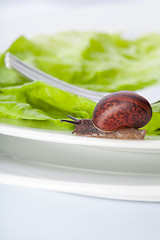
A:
61 91 152 139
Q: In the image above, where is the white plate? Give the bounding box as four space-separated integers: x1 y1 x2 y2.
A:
0 122 160 202
0 3 160 201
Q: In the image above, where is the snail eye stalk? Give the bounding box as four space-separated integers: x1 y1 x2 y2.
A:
61 115 80 125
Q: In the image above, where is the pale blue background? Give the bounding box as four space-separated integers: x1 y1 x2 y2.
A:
0 0 143 7
1 184 160 240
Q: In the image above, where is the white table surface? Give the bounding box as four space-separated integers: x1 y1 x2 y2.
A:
1 184 160 240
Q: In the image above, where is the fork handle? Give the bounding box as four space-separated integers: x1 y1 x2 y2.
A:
5 52 160 104
5 52 108 102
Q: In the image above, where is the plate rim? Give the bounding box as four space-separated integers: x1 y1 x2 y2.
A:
1 172 160 202
0 122 160 150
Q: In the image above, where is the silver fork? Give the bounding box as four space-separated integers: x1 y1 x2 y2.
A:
5 52 160 104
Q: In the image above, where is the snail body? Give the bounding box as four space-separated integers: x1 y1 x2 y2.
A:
61 91 152 140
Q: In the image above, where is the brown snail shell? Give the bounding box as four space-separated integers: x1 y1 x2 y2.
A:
93 91 152 131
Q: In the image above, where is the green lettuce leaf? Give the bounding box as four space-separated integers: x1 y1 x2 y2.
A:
0 81 95 130
0 31 160 134
143 103 160 135
2 32 160 91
